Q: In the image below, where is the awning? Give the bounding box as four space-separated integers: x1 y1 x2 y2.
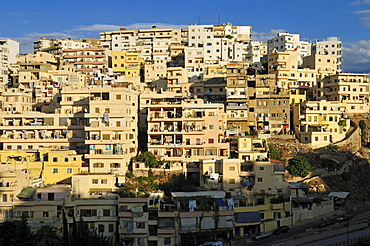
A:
216 198 227 206
219 216 234 228
17 188 37 199
235 212 261 223
159 218 174 228
181 218 196 231
201 217 215 230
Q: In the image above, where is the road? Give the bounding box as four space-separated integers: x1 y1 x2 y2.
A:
240 204 370 246
302 227 370 246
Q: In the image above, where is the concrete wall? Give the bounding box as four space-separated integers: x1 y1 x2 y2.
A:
293 200 333 224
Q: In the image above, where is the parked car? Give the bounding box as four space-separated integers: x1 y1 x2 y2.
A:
273 226 290 235
319 219 336 228
252 232 272 240
337 214 354 222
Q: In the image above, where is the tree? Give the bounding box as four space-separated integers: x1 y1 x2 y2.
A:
33 225 61 246
269 145 285 161
137 151 162 168
287 156 312 177
0 217 34 246
160 173 198 197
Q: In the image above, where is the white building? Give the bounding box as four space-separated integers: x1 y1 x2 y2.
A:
312 37 342 73
0 39 19 84
267 33 311 65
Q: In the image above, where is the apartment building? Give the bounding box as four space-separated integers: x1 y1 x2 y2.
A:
146 98 229 176
13 186 69 230
64 195 118 240
267 33 310 65
119 191 233 246
111 50 143 77
199 154 290 236
311 37 342 72
0 165 33 223
0 39 19 84
34 37 100 55
62 48 108 78
292 100 350 148
71 173 123 198
83 86 139 174
0 148 82 185
315 73 370 115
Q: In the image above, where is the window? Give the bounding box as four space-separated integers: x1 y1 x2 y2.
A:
53 157 58 162
101 179 107 184
229 179 235 184
259 167 265 171
43 211 49 218
110 163 121 168
229 166 235 171
81 209 97 217
315 137 319 141
48 193 54 201
93 163 104 168
257 177 263 182
208 138 214 144
92 179 98 184
103 209 110 216
136 222 145 229
52 168 59 173
209 125 214 130
260 213 265 220
66 168 72 173
109 224 114 233
164 238 171 245
98 224 104 233
2 194 7 202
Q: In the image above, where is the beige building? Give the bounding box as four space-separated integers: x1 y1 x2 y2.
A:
315 73 370 115
64 195 118 240
13 186 69 230
146 97 228 176
293 100 350 148
33 37 100 55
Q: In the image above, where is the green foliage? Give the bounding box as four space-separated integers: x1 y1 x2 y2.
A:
126 171 134 179
287 156 312 177
338 121 347 127
269 145 285 161
160 173 198 197
137 151 162 168
327 145 339 150
359 120 367 130
250 130 258 136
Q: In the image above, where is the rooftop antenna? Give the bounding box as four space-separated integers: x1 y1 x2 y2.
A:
218 9 221 25
196 17 202 25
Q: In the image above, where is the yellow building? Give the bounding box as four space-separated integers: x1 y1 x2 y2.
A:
293 100 350 148
0 148 82 185
112 50 143 77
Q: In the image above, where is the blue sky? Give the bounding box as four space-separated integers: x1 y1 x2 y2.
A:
2 0 370 72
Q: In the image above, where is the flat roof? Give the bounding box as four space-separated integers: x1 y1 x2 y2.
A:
171 191 226 198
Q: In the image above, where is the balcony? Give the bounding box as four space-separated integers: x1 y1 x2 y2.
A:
158 228 175 234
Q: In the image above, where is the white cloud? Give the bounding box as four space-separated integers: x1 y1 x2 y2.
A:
71 24 123 32
351 0 370 4
10 32 76 54
252 29 287 42
353 9 370 14
342 40 370 73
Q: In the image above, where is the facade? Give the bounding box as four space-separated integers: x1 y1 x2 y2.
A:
34 37 100 55
293 100 350 148
62 48 108 78
267 33 310 65
0 39 19 84
311 37 342 72
146 97 229 175
315 73 370 115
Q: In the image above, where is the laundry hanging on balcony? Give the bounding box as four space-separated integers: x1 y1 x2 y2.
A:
103 113 109 123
